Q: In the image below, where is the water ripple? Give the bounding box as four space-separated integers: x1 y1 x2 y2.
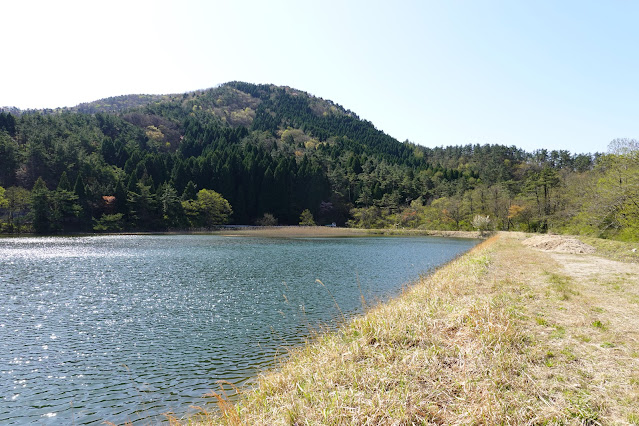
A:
0 234 477 424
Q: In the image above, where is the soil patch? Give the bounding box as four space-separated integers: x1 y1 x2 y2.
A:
522 234 596 254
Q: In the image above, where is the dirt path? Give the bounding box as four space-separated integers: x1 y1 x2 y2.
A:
505 234 639 424
553 252 639 284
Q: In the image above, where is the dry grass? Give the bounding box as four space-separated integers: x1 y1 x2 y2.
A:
578 236 639 263
181 233 639 425
215 226 482 240
364 229 483 239
216 226 368 238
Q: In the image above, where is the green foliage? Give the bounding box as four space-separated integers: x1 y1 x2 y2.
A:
127 182 157 229
566 140 639 240
256 213 278 226
299 209 316 226
182 189 232 228
3 186 30 232
181 180 198 201
1 82 631 239
30 177 51 234
57 171 72 192
52 188 81 231
0 186 7 210
158 182 184 228
0 132 19 186
0 112 17 136
93 213 124 232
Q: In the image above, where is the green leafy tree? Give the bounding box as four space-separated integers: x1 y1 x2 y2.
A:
0 185 7 230
299 209 316 226
570 141 639 240
4 186 30 232
0 186 7 210
348 206 382 228
182 189 232 228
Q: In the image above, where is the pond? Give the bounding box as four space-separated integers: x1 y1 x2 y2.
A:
0 234 477 424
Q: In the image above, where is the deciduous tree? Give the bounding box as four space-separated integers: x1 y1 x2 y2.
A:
182 189 232 228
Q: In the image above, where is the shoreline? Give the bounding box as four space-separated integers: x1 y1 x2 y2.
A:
0 227 484 240
183 232 639 425
216 226 482 239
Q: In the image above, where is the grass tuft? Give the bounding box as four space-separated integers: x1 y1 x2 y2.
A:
591 320 607 330
545 272 578 300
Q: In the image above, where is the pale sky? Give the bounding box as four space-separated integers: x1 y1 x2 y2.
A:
3 0 638 154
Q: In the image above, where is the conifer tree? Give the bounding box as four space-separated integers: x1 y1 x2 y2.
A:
30 177 51 234
57 171 72 192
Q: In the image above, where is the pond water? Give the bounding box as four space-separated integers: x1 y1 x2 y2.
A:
0 234 477 424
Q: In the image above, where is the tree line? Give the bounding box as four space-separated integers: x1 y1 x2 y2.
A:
0 84 636 240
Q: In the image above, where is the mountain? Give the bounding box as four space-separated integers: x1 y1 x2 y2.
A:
1 81 612 237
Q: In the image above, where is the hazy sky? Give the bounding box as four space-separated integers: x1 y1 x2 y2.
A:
4 0 638 154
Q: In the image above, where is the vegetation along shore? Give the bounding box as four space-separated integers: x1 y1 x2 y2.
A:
214 226 482 239
1 84 638 241
174 232 639 425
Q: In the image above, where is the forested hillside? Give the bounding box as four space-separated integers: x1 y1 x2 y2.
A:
0 82 637 240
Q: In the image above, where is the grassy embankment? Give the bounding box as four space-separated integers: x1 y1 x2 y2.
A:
179 232 639 425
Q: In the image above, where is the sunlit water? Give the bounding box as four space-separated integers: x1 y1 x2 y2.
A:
0 234 477 424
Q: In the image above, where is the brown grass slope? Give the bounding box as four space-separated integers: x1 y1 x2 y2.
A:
182 233 639 425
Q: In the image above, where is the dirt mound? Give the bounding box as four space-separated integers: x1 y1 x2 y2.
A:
522 234 596 254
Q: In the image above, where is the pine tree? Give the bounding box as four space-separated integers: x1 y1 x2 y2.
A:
53 172 80 232
181 181 198 201
114 180 128 215
74 173 90 228
57 172 72 192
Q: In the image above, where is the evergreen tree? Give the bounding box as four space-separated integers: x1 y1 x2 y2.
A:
30 177 52 234
114 180 128 215
73 173 87 202
299 209 316 226
0 112 17 136
0 133 19 187
128 182 158 229
181 180 198 201
158 182 183 228
58 171 72 192
53 172 80 231
127 173 139 193
73 173 91 229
